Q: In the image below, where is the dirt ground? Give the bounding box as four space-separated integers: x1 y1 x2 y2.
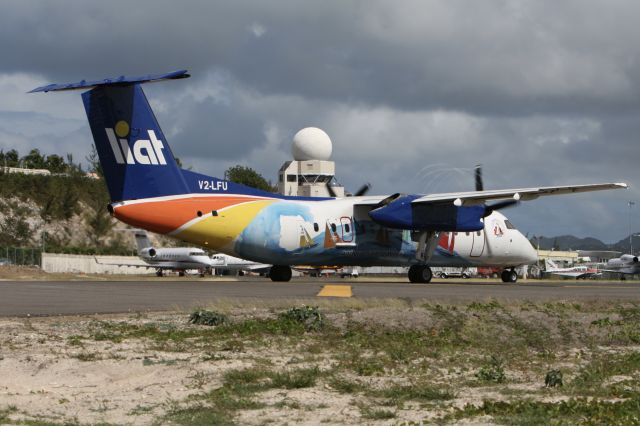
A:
0 301 638 425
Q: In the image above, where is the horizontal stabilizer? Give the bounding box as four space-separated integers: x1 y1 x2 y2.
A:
29 70 190 93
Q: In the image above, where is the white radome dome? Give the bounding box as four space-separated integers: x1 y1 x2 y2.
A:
292 127 332 161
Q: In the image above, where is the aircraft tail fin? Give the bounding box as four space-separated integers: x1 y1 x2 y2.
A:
32 71 191 202
544 259 559 270
134 230 153 252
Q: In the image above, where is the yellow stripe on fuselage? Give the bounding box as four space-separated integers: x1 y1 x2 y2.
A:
174 199 275 251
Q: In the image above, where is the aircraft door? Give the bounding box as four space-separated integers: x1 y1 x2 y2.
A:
340 217 354 243
470 222 485 257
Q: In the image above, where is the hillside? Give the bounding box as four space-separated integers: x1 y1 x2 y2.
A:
0 171 177 256
530 234 639 253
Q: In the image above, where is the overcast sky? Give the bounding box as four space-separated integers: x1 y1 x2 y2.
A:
0 0 638 241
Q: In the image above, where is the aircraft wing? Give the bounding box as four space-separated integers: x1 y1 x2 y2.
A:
410 183 627 206
94 257 151 268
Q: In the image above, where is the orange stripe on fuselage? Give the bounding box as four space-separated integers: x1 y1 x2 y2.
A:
113 196 269 234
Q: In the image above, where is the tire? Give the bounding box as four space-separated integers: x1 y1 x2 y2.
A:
269 265 292 282
408 265 422 283
462 274 469 279
419 266 433 283
409 265 433 283
501 270 517 283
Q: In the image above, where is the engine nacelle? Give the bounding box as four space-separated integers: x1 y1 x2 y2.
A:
368 194 485 231
141 247 157 258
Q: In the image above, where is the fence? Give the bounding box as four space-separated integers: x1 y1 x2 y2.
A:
0 247 41 266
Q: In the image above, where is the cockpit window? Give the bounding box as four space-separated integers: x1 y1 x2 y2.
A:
504 220 516 230
189 251 203 256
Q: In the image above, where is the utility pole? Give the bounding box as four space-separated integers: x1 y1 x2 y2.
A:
630 201 636 255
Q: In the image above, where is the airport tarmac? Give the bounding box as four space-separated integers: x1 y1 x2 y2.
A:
1 277 639 316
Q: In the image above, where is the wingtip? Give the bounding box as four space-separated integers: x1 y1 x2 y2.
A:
616 182 629 189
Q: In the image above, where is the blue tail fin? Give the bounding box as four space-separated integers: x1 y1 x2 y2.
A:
82 84 188 202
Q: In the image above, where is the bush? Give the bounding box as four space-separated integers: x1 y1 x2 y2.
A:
476 355 506 384
279 306 324 331
545 369 563 387
189 310 228 326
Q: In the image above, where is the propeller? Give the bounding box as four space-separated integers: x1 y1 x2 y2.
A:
482 199 519 217
325 179 371 198
475 164 483 191
474 164 519 216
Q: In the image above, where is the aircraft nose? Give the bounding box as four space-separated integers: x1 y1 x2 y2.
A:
520 237 538 265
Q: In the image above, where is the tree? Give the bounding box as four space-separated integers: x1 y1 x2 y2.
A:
225 165 274 192
45 154 67 173
21 149 46 169
85 144 103 177
4 149 19 167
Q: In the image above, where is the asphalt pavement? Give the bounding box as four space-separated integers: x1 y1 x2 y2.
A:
1 277 639 316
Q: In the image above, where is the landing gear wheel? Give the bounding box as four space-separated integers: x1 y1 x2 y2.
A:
408 265 432 283
156 269 163 277
178 271 185 277
269 265 292 282
501 270 517 283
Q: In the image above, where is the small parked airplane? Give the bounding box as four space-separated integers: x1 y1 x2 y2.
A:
209 253 271 275
32 70 627 283
96 230 213 276
543 259 601 279
602 254 640 277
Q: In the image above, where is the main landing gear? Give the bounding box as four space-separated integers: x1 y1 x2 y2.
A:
269 265 292 282
501 269 518 283
408 265 433 283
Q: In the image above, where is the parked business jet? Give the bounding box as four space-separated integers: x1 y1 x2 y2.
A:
602 254 640 278
31 71 627 283
96 230 212 276
543 259 600 279
209 253 271 275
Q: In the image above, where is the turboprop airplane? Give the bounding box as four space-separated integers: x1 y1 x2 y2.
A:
95 230 213 276
543 259 601 279
31 70 628 284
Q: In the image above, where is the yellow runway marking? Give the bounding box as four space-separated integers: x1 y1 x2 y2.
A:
317 285 352 297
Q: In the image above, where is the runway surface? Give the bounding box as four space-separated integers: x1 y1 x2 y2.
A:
1 278 639 316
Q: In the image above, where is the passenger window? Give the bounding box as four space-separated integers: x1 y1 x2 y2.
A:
211 210 218 216
313 223 319 232
465 232 469 236
345 224 350 233
331 223 337 233
476 231 481 236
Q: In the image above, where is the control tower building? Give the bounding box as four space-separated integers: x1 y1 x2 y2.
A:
277 127 345 197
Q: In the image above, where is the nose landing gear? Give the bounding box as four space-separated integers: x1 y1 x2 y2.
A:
501 269 518 283
408 265 433 283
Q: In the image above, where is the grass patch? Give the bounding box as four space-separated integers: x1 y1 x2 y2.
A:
373 383 454 402
447 397 640 425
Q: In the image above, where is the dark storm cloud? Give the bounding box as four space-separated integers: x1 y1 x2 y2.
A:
2 1 640 115
0 0 638 240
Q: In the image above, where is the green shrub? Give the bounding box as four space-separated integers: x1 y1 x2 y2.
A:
279 306 324 331
545 369 563 387
189 310 228 326
476 355 506 384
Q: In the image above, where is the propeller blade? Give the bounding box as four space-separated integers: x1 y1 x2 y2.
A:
482 200 519 217
475 164 483 191
325 182 337 198
353 183 371 197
